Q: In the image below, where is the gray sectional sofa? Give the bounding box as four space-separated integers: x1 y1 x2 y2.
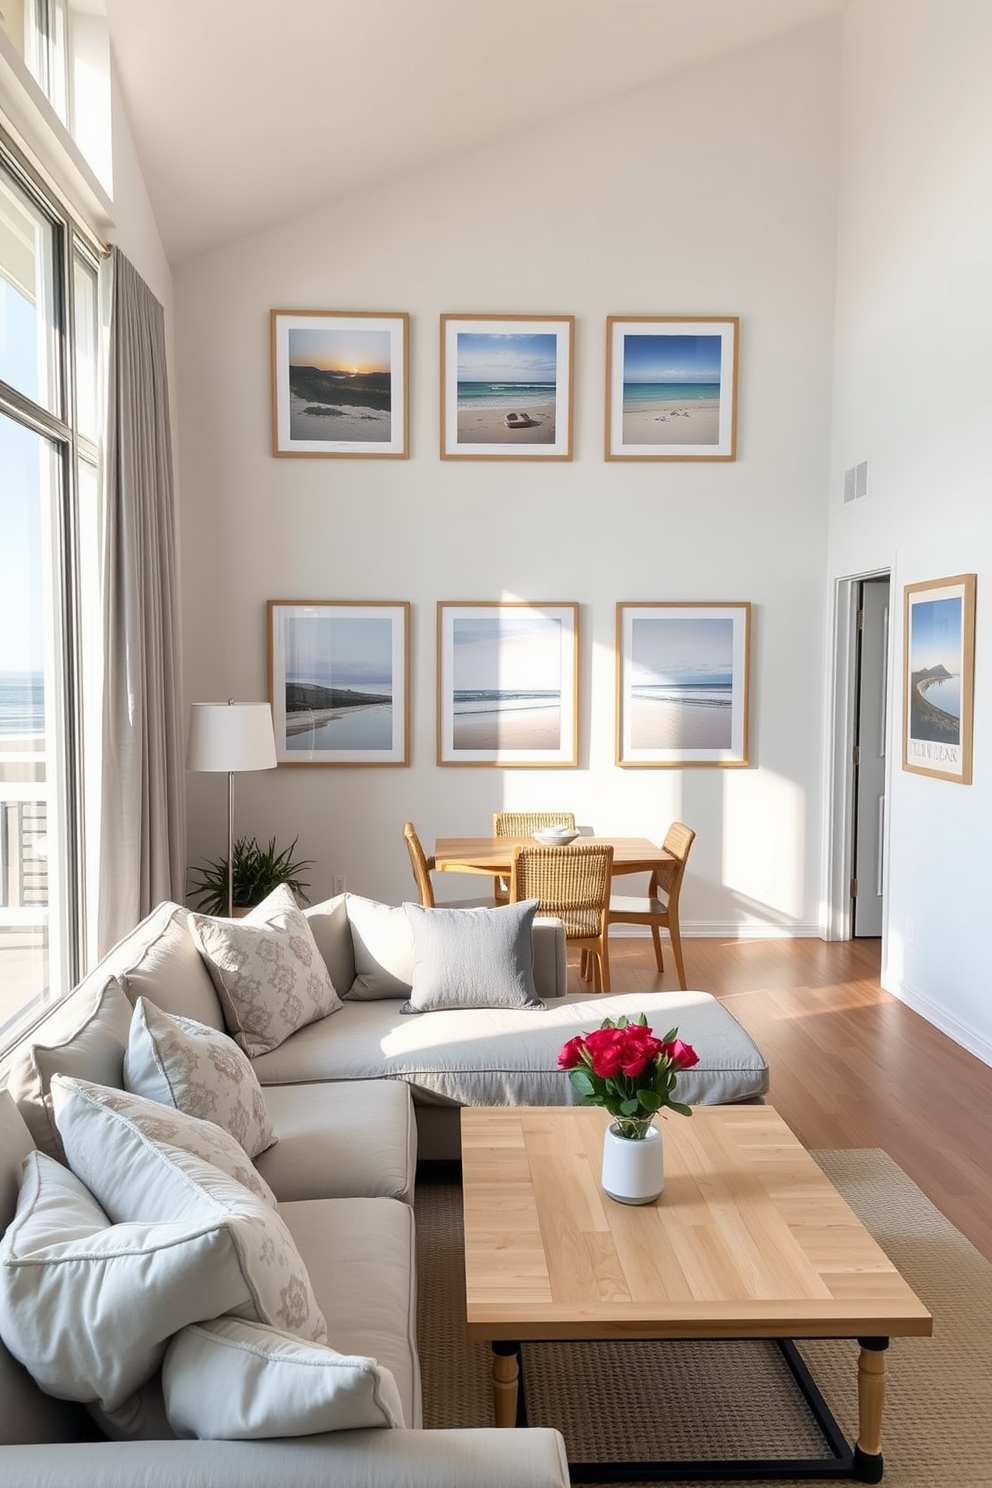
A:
0 887 769 1482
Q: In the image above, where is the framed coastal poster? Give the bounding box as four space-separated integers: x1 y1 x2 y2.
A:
267 600 410 765
605 316 738 461
440 314 574 460
270 310 409 457
437 602 578 766
902 574 976 784
616 602 751 767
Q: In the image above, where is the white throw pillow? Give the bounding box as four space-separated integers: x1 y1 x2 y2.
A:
163 1317 404 1438
188 885 342 1057
125 997 276 1159
0 1152 301 1412
345 894 415 999
51 1075 327 1345
57 1077 278 1208
401 900 544 1013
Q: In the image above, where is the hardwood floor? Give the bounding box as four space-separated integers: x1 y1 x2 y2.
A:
574 934 992 1263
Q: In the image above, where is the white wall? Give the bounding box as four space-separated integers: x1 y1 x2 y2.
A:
828 0 992 1060
174 21 841 927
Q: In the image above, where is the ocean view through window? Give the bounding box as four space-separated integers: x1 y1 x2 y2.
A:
0 131 100 1050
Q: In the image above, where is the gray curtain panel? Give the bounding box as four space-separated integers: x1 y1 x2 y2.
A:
97 248 185 955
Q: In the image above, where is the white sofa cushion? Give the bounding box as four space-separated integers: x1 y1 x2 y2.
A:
248 991 770 1110
51 1075 327 1344
125 998 276 1159
189 885 342 1056
256 1081 416 1205
401 900 543 1012
4 975 134 1161
163 1317 404 1438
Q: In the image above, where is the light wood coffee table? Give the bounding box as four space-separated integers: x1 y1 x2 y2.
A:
461 1105 931 1482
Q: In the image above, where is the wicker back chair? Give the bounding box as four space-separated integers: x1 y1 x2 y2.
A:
509 841 613 992
492 810 577 837
606 822 696 989
491 811 577 902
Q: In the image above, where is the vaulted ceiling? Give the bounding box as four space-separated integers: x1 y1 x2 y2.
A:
104 0 847 264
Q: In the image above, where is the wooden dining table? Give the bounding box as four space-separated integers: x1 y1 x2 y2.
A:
432 835 674 881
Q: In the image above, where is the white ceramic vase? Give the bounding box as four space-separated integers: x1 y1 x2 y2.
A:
601 1120 665 1205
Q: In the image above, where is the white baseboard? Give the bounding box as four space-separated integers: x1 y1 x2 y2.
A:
609 922 822 940
890 978 992 1070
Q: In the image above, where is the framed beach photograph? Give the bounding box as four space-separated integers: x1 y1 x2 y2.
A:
902 574 976 784
270 310 409 457
616 602 751 767
437 602 578 766
606 316 738 461
440 314 574 460
268 601 410 765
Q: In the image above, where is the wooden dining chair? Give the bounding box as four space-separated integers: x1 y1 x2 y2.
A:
491 810 577 902
509 841 613 992
606 822 695 990
403 823 497 910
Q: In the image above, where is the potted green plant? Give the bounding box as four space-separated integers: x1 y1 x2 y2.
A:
187 835 314 915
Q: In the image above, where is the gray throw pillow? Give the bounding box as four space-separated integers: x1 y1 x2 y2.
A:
400 900 544 1014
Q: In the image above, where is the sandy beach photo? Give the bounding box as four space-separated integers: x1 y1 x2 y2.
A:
442 317 572 458
452 701 561 750
440 604 577 764
456 401 556 445
630 691 732 750
621 396 719 446
608 318 737 459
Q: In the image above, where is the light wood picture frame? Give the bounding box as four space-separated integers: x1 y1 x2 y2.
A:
270 310 409 457
437 602 579 766
440 314 574 460
616 601 751 767
902 573 976 784
606 316 739 461
268 600 410 765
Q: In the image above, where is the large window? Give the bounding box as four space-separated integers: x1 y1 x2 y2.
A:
0 134 100 1051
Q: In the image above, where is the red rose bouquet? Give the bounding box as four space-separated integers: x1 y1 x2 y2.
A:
558 1013 699 1139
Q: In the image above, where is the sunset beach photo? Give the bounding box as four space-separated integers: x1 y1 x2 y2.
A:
271 311 408 457
288 326 392 443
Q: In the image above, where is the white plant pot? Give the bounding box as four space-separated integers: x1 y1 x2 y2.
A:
601 1121 665 1205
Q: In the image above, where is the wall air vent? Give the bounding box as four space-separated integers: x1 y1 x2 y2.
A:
843 459 869 503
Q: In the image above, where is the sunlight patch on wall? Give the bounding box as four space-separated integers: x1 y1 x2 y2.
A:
722 768 805 922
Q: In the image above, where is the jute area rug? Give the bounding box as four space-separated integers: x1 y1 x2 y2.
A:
415 1149 992 1487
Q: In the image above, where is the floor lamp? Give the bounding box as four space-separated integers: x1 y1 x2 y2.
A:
186 700 278 917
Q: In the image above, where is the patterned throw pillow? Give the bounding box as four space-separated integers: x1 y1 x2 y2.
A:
124 998 276 1159
51 1078 278 1209
51 1075 326 1345
188 885 342 1058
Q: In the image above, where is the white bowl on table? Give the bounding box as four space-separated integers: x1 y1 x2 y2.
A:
533 828 579 847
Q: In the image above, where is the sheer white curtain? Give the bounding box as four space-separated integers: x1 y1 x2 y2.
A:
96 248 185 955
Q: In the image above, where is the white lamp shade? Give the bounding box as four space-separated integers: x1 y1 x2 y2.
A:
186 702 278 773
